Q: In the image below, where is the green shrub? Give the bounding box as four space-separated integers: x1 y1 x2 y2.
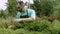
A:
1 18 60 34
51 20 60 34
7 0 17 16
30 0 54 17
14 29 51 34
0 28 14 34
0 28 51 34
0 10 9 18
0 18 51 32
14 29 29 34
22 19 51 32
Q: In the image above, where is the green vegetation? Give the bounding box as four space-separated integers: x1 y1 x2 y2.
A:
0 0 60 34
0 19 60 34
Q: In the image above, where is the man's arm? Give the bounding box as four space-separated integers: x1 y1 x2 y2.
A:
13 9 36 22
14 16 35 22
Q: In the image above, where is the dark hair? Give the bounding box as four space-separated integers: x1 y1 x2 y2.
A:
18 1 24 5
17 1 24 11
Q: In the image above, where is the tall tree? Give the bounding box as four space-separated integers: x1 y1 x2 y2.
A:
31 0 55 17
7 0 17 16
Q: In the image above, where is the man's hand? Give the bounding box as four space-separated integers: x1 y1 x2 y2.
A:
13 18 32 22
12 17 36 22
13 19 22 22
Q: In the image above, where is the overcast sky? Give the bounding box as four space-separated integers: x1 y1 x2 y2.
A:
0 0 33 10
0 0 7 10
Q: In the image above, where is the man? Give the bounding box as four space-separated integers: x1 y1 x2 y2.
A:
13 1 36 22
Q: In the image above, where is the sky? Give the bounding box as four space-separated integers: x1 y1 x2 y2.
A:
0 0 33 10
0 0 7 10
18 0 33 3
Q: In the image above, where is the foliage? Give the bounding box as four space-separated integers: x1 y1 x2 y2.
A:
7 0 17 16
51 20 60 34
0 10 8 18
0 18 60 34
30 0 55 17
0 0 60 34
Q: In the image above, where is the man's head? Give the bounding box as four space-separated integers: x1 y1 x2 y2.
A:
17 1 27 12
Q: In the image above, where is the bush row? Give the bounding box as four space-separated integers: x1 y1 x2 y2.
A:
0 18 60 34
